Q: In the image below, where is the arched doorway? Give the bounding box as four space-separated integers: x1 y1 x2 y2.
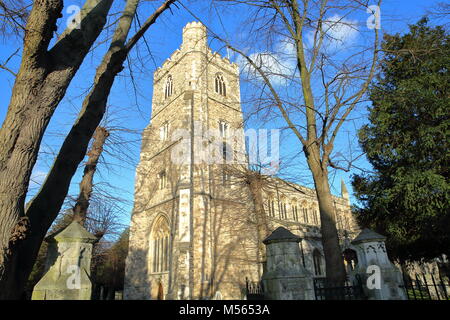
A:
157 282 164 300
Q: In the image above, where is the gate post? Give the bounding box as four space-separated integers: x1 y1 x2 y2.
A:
350 228 407 300
261 227 314 300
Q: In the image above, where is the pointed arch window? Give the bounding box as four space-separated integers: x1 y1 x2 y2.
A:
150 216 170 273
313 249 323 276
215 73 226 96
165 75 173 99
222 142 233 162
160 121 169 141
291 201 299 221
303 208 309 224
299 241 306 267
158 170 167 190
313 209 319 225
343 248 358 271
267 197 276 217
279 199 287 220
219 120 229 139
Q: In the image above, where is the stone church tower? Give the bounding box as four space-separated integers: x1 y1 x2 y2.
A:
124 22 358 300
124 22 260 300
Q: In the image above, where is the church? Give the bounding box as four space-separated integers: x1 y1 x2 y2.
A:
123 22 358 300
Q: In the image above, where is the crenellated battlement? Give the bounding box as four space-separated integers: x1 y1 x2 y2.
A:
182 21 206 31
154 22 239 81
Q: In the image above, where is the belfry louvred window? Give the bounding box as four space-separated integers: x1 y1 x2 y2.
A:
215 73 226 96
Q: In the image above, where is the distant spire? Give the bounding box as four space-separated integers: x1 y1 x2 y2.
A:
341 179 349 203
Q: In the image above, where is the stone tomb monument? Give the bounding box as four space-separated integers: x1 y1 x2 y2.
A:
350 228 407 300
261 227 314 300
32 221 97 300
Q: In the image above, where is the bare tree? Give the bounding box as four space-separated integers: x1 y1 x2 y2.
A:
205 0 381 283
73 126 110 226
0 0 177 299
0 0 29 38
428 2 450 25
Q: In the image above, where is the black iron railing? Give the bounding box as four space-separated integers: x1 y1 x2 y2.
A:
401 273 450 300
313 275 366 300
245 277 265 300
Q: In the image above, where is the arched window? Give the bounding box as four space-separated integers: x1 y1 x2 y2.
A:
312 209 319 225
299 241 306 267
215 73 226 96
222 142 233 162
160 121 169 141
150 216 170 273
158 170 167 190
267 196 275 217
303 208 309 224
291 200 299 221
219 120 229 139
165 75 173 99
343 248 358 271
279 198 287 220
313 249 323 276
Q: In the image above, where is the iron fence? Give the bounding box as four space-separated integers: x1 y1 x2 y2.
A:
245 277 265 300
401 273 450 300
313 275 366 300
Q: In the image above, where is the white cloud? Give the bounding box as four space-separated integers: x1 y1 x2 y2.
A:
238 38 297 86
307 14 359 50
237 14 358 86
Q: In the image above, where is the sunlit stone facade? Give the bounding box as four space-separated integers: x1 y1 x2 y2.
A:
124 22 357 300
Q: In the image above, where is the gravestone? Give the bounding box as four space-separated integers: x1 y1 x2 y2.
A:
261 227 314 300
350 228 407 300
32 221 97 300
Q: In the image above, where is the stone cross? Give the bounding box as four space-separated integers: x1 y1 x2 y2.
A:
261 227 314 300
32 221 97 300
350 228 407 300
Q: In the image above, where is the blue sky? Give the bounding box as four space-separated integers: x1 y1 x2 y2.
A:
0 0 445 230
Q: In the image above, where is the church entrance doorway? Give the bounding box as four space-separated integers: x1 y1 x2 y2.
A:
157 282 164 300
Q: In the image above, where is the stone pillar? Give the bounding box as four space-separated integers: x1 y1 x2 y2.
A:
350 228 407 300
261 227 314 300
32 221 97 300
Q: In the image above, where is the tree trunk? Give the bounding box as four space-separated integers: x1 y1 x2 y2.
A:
247 173 269 277
73 126 109 225
0 0 176 299
0 0 114 299
307 149 346 284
